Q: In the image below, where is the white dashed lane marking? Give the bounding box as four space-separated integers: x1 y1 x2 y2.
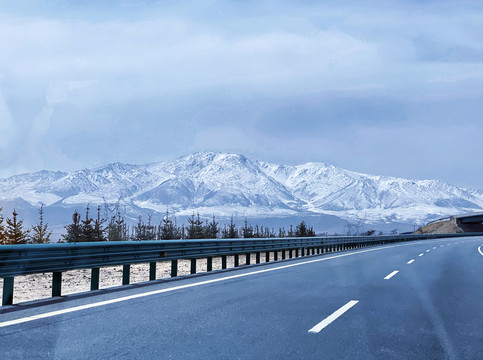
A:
308 300 359 334
384 270 399 280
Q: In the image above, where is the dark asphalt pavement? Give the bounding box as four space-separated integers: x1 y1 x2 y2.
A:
1 236 482 359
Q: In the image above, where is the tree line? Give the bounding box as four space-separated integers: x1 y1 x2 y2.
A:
0 205 317 244
0 206 51 245
62 207 316 242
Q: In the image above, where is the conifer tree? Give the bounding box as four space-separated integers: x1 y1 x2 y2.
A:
108 212 126 241
80 205 95 242
160 211 176 240
227 216 238 239
253 224 260 238
242 218 254 238
92 205 106 241
5 209 29 244
287 224 294 237
145 215 156 240
0 207 5 245
187 213 204 239
308 226 316 237
205 215 219 239
269 227 276 238
134 215 146 240
295 221 308 237
221 224 229 239
63 210 82 242
30 204 52 244
278 227 286 238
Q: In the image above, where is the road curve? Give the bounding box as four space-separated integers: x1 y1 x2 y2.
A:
1 236 482 359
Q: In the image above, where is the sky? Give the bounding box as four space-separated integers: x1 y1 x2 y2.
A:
0 0 482 190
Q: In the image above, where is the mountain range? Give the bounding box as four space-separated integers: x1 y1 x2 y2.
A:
1 152 482 234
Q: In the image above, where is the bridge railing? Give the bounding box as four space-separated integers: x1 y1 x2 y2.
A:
1 232 481 306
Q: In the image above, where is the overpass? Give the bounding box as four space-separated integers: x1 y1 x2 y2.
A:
454 212 483 232
416 212 483 234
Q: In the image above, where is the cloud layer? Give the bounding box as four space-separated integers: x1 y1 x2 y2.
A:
1 0 482 189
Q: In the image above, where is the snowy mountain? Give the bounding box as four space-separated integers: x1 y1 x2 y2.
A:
1 152 482 231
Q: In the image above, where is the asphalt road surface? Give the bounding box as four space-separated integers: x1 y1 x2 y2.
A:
1 236 482 359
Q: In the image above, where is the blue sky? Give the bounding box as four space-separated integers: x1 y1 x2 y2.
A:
0 0 482 190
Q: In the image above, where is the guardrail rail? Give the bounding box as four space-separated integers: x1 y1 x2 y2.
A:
1 232 481 306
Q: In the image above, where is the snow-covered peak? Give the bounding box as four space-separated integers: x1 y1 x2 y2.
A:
0 152 482 224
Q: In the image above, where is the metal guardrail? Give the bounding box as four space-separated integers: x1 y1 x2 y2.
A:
1 232 482 306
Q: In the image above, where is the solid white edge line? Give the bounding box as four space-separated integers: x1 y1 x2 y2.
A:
384 270 399 280
0 245 401 329
407 259 415 264
478 245 483 257
2 237 472 329
308 300 359 334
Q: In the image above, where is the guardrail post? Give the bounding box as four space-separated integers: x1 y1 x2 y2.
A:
295 249 299 257
149 262 156 281
274 251 279 261
234 254 239 267
52 272 62 297
256 252 260 264
265 251 270 262
2 277 14 306
246 253 251 265
171 260 178 277
222 255 227 269
91 268 100 291
191 259 197 274
301 248 305 256
289 249 293 258
122 265 130 285
207 256 213 272
281 250 286 260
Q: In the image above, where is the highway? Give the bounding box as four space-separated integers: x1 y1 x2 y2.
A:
1 236 482 359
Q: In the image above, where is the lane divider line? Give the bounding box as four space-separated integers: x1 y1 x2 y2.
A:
478 245 483 257
0 243 418 329
433 247 437 250
426 250 430 252
384 270 399 280
308 300 359 334
419 253 424 257
407 259 415 264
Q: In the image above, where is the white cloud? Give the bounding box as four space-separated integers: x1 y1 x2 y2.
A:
0 1 481 190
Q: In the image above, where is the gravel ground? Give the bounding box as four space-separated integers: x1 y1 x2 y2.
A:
1 252 283 305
